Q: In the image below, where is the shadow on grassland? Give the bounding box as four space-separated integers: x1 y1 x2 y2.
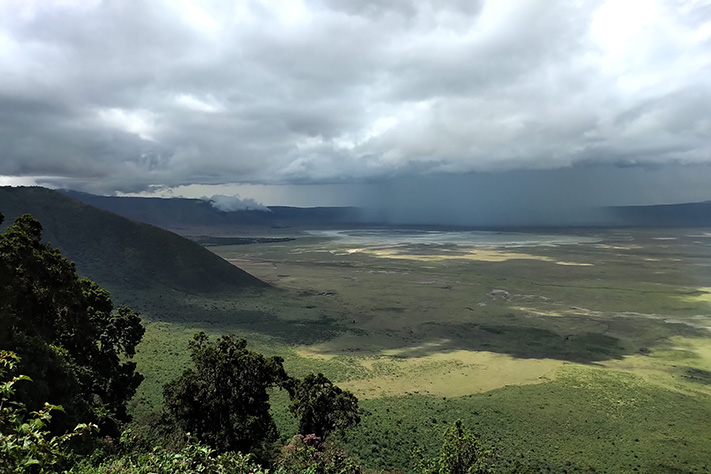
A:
118 287 706 364
386 320 705 363
123 291 366 346
150 309 365 346
411 323 625 362
219 316 368 346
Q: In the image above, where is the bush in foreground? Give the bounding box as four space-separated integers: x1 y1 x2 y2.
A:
276 433 363 474
70 438 267 474
0 351 97 474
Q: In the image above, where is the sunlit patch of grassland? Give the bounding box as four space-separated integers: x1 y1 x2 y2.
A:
599 335 711 397
336 350 562 398
681 286 711 304
682 336 711 365
349 246 593 266
514 306 566 317
353 247 552 262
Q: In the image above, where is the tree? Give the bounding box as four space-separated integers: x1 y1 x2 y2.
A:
289 373 360 441
0 213 145 434
438 420 493 474
163 332 291 458
414 420 494 474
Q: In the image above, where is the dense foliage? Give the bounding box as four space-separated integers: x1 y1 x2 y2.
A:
70 438 269 474
0 213 144 434
162 333 365 464
0 351 97 473
289 373 361 440
163 332 292 458
276 434 363 474
414 420 494 474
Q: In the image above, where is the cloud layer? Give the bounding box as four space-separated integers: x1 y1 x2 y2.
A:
1 0 710 196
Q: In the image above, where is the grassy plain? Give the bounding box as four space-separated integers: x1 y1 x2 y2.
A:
128 227 711 472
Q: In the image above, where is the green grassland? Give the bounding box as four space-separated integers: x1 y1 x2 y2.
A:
126 227 711 472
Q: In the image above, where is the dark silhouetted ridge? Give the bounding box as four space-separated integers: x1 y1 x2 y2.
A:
610 201 711 227
58 189 373 232
0 187 266 294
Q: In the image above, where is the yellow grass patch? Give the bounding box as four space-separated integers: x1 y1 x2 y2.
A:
681 287 711 304
669 336 711 366
345 247 537 262
332 350 562 399
350 247 591 266
601 355 684 387
517 307 565 317
600 336 711 396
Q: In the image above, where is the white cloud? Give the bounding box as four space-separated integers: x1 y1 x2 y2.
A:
205 194 270 212
174 94 225 113
95 107 157 141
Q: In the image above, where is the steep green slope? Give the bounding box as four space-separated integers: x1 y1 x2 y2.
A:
0 186 267 296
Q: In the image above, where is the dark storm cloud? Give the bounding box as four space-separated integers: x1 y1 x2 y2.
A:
360 164 711 227
0 0 709 198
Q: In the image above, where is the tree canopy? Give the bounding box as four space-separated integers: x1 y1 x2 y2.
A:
0 213 144 434
289 373 360 441
414 420 494 474
163 333 363 462
163 332 292 458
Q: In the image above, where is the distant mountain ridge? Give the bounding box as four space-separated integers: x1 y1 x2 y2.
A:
58 189 373 234
0 187 267 296
609 201 711 227
58 189 711 229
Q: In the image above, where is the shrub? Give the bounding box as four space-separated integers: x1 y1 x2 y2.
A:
276 434 363 474
70 437 268 474
0 351 97 473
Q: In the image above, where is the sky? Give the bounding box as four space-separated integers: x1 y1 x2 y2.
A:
1 0 710 223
